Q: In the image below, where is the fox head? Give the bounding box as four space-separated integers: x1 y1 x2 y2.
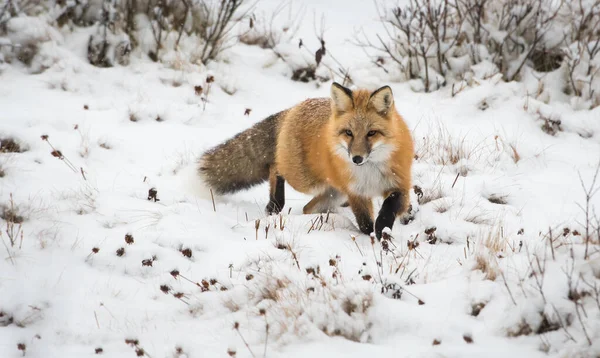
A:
329 82 397 166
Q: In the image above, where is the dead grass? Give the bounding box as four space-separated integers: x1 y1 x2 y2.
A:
471 225 507 280
433 199 451 213
74 124 90 158
473 252 499 280
1 201 24 224
464 212 494 226
471 302 486 316
507 313 561 337
129 110 140 122
307 212 337 234
255 276 291 302
1 194 24 264
494 135 521 164
160 77 185 87
462 205 495 226
508 143 521 163
0 138 25 153
536 109 562 136
223 257 373 344
414 185 444 206
414 125 485 168
487 194 508 205
98 141 112 150
484 225 507 254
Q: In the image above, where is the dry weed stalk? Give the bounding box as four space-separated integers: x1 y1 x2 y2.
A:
307 212 335 233
233 322 256 357
471 226 505 280
562 248 593 345
577 161 600 260
415 125 486 171
125 338 153 357
73 124 90 158
41 134 90 182
1 193 25 265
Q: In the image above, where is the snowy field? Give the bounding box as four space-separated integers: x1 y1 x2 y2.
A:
1 0 600 357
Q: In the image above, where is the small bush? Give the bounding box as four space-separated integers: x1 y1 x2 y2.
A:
0 138 25 153
1 0 253 68
360 0 600 107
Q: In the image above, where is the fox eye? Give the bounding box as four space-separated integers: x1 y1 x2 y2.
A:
367 130 377 137
345 129 353 137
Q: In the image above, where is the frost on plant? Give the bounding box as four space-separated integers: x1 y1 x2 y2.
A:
360 0 600 107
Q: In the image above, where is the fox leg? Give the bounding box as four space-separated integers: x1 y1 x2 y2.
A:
266 166 285 215
347 194 374 236
303 188 343 214
374 189 409 239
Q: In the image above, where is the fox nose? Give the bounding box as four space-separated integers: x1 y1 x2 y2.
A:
352 156 364 165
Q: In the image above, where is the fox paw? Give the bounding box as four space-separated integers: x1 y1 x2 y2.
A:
265 201 283 215
358 220 374 237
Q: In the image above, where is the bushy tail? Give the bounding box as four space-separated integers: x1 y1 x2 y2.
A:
198 112 282 195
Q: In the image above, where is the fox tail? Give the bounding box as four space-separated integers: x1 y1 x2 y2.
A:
197 112 282 195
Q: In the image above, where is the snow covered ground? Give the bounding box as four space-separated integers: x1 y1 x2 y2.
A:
2 0 600 357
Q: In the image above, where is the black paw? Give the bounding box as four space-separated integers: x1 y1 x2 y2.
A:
358 219 374 236
375 214 395 240
375 191 403 239
265 200 283 215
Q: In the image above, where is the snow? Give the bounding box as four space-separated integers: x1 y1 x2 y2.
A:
2 0 600 357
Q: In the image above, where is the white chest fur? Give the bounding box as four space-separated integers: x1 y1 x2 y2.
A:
348 162 394 198
333 140 397 198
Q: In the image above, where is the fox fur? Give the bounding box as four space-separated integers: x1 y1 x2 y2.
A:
198 82 414 238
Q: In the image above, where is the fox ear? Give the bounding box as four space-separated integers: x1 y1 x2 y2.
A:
369 85 394 115
330 82 354 114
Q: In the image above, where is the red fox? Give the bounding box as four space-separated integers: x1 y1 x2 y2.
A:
198 82 414 238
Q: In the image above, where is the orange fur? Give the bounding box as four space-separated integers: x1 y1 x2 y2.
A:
199 82 414 237
275 83 414 234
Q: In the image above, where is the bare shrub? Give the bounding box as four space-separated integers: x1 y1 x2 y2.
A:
240 7 352 85
360 0 599 107
577 162 600 260
1 1 67 70
356 0 464 92
2 0 254 68
562 0 600 108
85 0 132 67
481 0 564 81
0 0 43 27
187 0 255 64
238 1 303 50
113 0 254 66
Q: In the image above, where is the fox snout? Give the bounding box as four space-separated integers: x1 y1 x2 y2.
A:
348 141 370 166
